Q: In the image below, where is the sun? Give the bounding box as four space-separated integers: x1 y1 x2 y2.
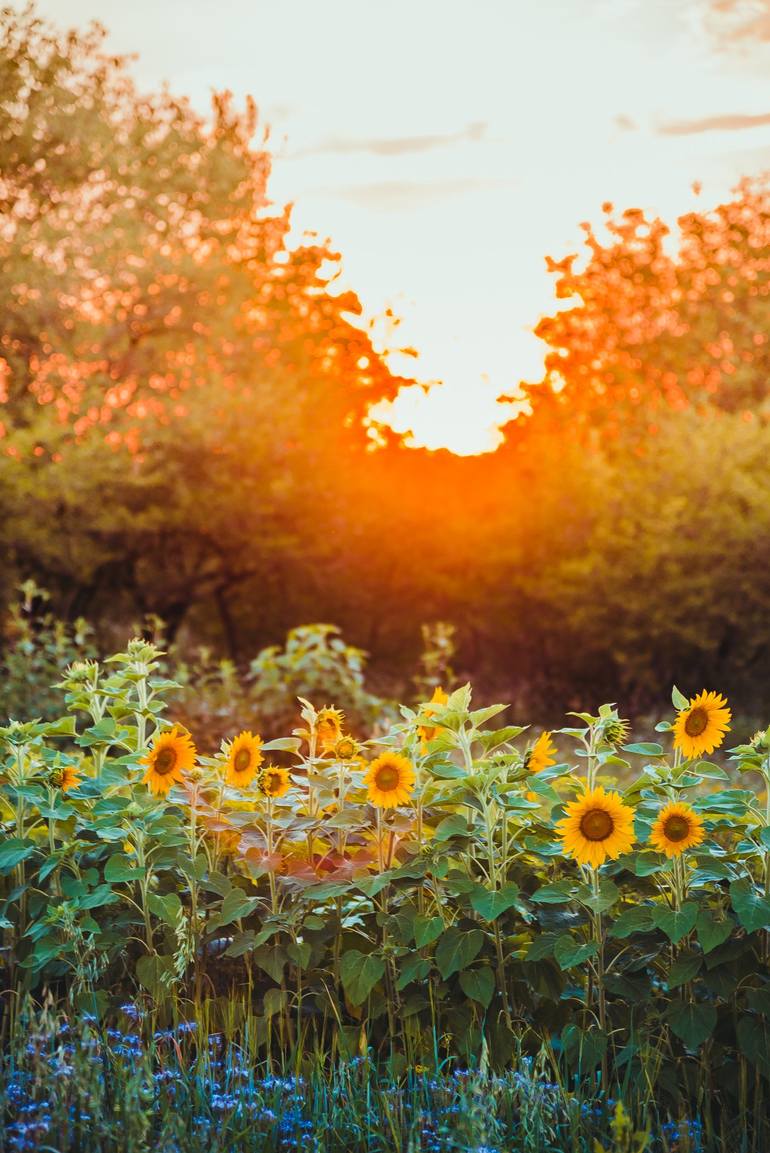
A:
376 382 514 455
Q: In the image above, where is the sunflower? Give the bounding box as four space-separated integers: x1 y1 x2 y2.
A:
56 764 82 792
526 731 557 774
258 764 291 799
332 734 361 761
525 731 557 801
365 752 415 808
648 801 705 858
418 686 449 746
601 717 631 748
557 785 635 869
316 707 344 753
673 690 731 759
141 726 197 795
225 731 263 788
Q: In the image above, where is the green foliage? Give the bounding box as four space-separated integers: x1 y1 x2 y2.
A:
2 639 770 1145
0 581 96 722
170 623 391 745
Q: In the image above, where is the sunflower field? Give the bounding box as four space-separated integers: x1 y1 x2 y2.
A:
0 639 769 1150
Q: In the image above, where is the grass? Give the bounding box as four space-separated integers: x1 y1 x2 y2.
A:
0 1002 709 1153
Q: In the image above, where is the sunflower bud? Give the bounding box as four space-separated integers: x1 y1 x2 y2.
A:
333 735 360 761
601 717 631 748
750 728 770 752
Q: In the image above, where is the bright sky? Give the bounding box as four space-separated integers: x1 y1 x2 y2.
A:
31 0 770 451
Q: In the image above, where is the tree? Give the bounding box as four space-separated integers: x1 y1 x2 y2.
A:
0 7 406 643
517 180 770 444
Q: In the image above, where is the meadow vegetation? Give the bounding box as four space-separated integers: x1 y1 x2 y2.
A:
3 7 770 1149
1 619 769 1148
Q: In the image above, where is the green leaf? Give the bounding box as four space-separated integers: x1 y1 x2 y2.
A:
300 881 351 901
730 880 770 933
696 909 733 954
414 915 444 948
433 813 470 841
136 954 175 995
286 940 312 969
459 965 494 1009
225 932 256 958
737 1016 770 1075
610 906 655 939
666 951 702 989
578 879 620 914
340 949 386 1006
553 935 598 970
0 839 36 872
469 882 521 921
526 934 557 962
694 761 729 780
253 945 287 984
435 927 484 979
396 954 431 990
652 902 698 944
262 987 286 1018
79 884 118 910
622 742 665 757
104 853 144 882
671 686 689 711
530 881 575 904
212 889 259 928
43 715 78 737
666 1001 716 1049
147 892 182 929
355 874 391 898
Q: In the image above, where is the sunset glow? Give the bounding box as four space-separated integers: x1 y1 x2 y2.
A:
28 0 770 453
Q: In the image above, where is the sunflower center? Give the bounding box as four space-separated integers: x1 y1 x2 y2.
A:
579 808 614 842
154 746 178 776
663 814 691 843
233 748 252 774
684 707 708 737
374 765 400 791
266 772 282 794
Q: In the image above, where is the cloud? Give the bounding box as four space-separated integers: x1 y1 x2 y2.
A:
701 0 770 44
291 122 487 159
658 109 770 134
320 177 515 211
614 114 637 131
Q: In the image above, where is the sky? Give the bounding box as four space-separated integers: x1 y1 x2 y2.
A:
31 0 770 451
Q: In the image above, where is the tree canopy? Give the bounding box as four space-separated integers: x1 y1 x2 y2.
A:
3 6 770 718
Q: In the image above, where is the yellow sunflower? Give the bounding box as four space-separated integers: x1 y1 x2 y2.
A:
648 801 705 858
225 731 263 788
365 752 416 808
141 726 197 795
672 690 731 759
525 731 557 801
258 764 291 799
332 734 361 761
57 765 83 792
557 785 635 869
316 707 344 753
527 731 557 774
419 686 449 746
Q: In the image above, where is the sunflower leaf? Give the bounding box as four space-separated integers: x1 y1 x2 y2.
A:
435 927 483 978
553 935 598 970
696 909 733 954
671 686 689 710
652 902 698 944
459 965 495 1008
730 880 770 933
340 949 385 1005
666 1001 716 1049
